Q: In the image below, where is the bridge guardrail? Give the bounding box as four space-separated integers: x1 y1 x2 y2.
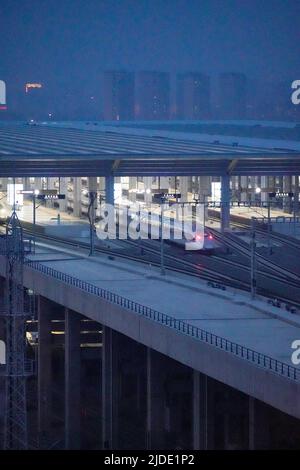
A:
255 216 300 224
26 259 300 383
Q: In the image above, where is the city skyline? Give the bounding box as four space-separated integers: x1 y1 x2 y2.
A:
1 70 299 121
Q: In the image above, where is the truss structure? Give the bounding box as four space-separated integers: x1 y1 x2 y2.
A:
0 210 32 449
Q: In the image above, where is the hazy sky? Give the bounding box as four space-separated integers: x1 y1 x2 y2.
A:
1 0 299 92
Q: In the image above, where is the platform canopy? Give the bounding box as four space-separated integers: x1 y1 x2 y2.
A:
0 121 299 177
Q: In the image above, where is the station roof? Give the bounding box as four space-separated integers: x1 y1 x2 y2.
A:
0 121 299 177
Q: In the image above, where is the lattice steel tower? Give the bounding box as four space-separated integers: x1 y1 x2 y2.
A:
1 210 31 449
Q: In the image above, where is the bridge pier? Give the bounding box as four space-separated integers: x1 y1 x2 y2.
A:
38 296 53 448
101 326 118 449
248 397 270 449
146 348 167 449
147 349 196 450
64 308 82 449
193 371 209 449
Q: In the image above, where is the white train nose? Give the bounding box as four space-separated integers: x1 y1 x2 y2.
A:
185 241 205 250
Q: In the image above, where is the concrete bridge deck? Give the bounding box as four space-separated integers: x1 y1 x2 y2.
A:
29 242 300 357
1 241 300 419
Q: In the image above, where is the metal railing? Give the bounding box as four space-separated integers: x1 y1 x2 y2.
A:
256 216 300 225
26 259 300 383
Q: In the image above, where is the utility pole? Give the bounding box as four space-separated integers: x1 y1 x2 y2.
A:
160 197 166 275
203 195 206 230
32 189 40 254
293 177 299 236
267 195 272 255
33 191 36 253
293 199 297 237
250 217 257 300
88 191 97 256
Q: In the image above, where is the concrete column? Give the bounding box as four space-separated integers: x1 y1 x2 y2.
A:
47 177 56 190
97 177 105 217
171 176 177 193
65 309 82 449
198 176 211 223
34 178 43 191
105 175 114 206
23 177 31 191
248 397 270 449
144 177 152 204
179 176 189 202
102 326 118 449
248 396 255 450
250 177 257 202
240 176 248 202
99 176 105 193
38 296 53 448
88 176 98 224
159 177 170 192
231 176 238 197
73 177 82 217
193 371 208 450
59 177 68 212
88 177 98 193
221 175 231 232
294 176 299 215
146 348 166 450
0 275 5 298
198 176 211 198
46 178 57 209
283 176 292 213
0 178 8 192
260 176 268 203
129 177 137 203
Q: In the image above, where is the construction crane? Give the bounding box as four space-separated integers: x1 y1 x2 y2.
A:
0 210 33 449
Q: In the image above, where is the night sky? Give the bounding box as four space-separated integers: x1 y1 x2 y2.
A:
1 0 299 91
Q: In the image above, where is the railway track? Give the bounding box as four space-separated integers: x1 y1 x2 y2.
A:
123 237 300 287
209 227 300 283
209 214 300 251
22 229 300 311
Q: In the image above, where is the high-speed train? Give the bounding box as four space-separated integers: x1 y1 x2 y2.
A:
128 209 220 252
175 228 218 252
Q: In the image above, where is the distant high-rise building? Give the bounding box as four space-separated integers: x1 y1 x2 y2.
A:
136 71 170 120
176 73 210 119
0 80 7 111
247 79 296 121
218 73 247 119
103 71 134 121
23 82 50 120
